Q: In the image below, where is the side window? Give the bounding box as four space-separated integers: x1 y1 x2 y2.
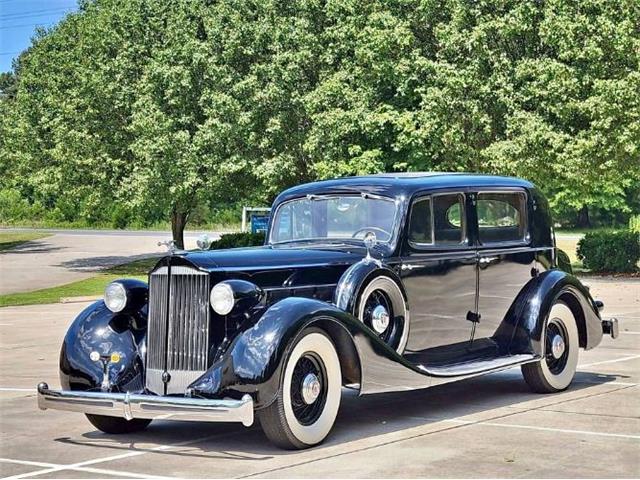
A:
409 194 466 246
433 194 465 245
477 192 527 244
408 198 432 244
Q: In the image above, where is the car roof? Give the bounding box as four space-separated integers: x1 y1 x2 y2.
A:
275 172 534 203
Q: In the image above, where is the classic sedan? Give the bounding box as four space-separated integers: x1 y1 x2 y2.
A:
37 173 618 449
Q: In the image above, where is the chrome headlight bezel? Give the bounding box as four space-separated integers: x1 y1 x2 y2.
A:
210 280 264 316
210 282 235 315
104 282 128 313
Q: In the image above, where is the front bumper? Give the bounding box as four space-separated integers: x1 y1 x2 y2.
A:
37 382 254 427
602 318 619 339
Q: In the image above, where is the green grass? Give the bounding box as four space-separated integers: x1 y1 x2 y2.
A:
0 231 50 251
1 219 240 232
555 234 581 270
0 257 158 307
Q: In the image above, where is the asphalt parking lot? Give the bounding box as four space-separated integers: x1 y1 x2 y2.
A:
1 278 638 478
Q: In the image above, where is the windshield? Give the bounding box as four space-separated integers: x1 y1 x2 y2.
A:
270 194 398 244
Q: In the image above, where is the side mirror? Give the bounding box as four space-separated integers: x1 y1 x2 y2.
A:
363 231 377 262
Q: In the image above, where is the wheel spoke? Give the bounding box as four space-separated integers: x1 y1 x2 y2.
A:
290 353 327 426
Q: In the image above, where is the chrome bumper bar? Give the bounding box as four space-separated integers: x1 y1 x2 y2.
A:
37 383 254 427
602 318 619 339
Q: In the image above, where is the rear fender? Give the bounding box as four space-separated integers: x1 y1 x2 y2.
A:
497 269 603 355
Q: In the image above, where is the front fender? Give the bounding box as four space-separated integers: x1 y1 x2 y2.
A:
188 296 433 406
500 269 603 355
59 301 146 392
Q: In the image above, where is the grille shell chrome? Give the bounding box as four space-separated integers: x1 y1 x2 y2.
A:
145 266 211 395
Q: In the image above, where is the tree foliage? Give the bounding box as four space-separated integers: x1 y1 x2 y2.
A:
1 0 638 241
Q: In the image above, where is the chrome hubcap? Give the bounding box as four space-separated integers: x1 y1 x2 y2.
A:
371 305 390 333
550 334 566 359
301 373 321 404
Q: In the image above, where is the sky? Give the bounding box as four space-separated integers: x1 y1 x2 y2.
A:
0 0 78 73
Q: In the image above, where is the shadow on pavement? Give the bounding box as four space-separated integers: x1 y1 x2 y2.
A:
53 370 629 461
0 240 63 255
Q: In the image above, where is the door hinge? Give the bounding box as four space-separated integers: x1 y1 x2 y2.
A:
466 311 481 323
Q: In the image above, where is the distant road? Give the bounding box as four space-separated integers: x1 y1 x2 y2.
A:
0 227 233 237
0 229 224 295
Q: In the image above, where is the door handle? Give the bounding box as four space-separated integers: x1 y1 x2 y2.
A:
479 256 499 265
401 264 420 271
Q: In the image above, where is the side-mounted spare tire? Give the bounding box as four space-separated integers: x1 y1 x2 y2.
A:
356 275 409 353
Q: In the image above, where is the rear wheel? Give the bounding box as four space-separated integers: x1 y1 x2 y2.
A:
259 329 342 449
85 414 152 434
521 302 579 393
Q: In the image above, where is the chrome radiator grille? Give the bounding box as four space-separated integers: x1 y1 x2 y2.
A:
145 266 211 395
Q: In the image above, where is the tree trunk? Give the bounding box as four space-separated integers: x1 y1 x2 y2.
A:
576 205 591 229
171 209 189 250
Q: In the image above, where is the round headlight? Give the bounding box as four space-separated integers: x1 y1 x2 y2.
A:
210 282 235 315
104 282 127 313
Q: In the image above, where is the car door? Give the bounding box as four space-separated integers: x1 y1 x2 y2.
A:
400 192 477 363
473 190 537 348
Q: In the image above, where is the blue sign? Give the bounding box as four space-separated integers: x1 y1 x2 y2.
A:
251 214 269 234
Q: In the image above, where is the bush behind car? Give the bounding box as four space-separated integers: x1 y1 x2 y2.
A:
577 230 640 273
209 231 266 250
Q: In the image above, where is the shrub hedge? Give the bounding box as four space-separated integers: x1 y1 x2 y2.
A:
577 230 640 273
209 231 266 250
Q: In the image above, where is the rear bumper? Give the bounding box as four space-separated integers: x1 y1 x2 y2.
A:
37 382 254 427
602 318 619 339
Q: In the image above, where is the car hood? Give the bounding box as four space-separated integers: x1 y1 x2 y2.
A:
174 244 366 271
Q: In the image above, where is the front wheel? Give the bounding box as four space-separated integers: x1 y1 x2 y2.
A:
259 329 342 449
85 414 152 434
521 302 579 393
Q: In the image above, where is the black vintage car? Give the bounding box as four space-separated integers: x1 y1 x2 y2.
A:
38 173 618 449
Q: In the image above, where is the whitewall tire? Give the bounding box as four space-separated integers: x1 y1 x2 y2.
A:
357 276 409 353
522 302 579 393
259 329 342 449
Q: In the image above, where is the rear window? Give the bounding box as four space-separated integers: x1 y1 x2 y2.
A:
477 192 527 244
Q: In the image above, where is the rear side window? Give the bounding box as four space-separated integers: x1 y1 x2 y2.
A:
408 198 432 244
477 192 527 244
409 194 466 246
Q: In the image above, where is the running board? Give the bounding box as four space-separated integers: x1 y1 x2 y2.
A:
421 353 539 378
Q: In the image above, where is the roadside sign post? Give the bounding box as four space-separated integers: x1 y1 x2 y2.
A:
242 207 271 233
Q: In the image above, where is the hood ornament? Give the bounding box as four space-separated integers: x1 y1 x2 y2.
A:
196 234 212 251
158 239 177 254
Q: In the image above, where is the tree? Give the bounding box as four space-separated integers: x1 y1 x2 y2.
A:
1 0 638 235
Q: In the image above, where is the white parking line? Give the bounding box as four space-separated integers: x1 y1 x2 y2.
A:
445 419 640 440
2 429 247 479
578 354 640 369
0 458 168 479
573 380 637 386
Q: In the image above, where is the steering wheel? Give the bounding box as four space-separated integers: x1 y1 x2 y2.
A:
351 227 391 241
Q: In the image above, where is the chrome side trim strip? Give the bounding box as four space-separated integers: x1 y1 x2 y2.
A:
37 383 254 427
